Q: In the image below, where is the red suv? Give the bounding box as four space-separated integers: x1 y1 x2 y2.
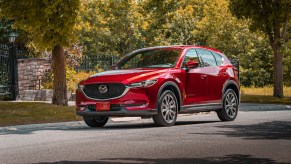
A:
76 45 240 127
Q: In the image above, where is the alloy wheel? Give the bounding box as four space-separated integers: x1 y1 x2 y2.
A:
161 93 177 124
224 91 238 119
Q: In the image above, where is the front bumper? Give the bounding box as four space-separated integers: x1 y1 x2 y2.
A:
76 85 159 117
77 108 157 117
77 104 157 117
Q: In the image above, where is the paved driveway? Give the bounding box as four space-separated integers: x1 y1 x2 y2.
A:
0 103 291 164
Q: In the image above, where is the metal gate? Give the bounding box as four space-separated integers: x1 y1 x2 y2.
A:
0 43 17 100
230 59 240 80
76 55 120 72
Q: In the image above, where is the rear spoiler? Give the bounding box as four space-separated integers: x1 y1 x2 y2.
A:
230 59 240 79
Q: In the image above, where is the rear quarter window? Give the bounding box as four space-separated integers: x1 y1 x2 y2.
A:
212 52 224 66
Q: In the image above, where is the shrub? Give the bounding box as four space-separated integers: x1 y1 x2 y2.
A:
66 68 94 92
42 67 95 92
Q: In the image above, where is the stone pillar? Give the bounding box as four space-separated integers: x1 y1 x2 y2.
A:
17 58 52 99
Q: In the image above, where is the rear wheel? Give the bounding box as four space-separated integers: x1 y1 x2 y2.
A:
153 90 178 127
83 116 109 127
217 89 238 121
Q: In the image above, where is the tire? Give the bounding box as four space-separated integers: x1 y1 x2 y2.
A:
217 89 239 121
153 90 178 127
83 116 109 127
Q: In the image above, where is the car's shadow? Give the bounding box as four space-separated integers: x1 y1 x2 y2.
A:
0 120 219 135
102 120 219 129
38 154 284 164
189 121 291 140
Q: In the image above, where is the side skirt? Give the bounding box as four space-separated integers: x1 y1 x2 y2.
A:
179 103 222 114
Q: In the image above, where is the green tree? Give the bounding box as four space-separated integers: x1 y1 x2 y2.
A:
77 0 284 88
229 0 291 97
140 0 275 88
0 18 14 40
0 0 80 105
138 0 179 46
77 0 141 60
197 0 273 87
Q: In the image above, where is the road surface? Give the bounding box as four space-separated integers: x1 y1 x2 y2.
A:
1 103 291 164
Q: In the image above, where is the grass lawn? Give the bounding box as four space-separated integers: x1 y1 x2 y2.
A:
241 94 291 104
241 86 291 97
0 102 81 127
241 86 291 104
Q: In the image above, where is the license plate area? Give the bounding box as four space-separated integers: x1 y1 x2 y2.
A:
96 102 110 111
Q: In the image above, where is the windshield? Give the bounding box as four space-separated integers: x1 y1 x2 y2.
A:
116 48 182 69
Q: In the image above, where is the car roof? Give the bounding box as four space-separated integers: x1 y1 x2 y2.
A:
135 45 223 54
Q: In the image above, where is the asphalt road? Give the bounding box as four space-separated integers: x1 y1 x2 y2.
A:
1 103 291 164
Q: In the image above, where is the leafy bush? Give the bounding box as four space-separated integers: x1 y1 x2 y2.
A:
42 67 95 92
66 68 95 92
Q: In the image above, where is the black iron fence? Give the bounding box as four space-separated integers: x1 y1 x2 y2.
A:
0 44 11 96
76 55 120 72
0 42 28 100
0 43 17 99
230 59 240 79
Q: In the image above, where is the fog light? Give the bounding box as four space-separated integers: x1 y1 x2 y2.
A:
140 103 147 107
79 107 86 111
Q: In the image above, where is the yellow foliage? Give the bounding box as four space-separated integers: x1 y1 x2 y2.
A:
241 86 291 97
42 67 95 92
66 68 95 92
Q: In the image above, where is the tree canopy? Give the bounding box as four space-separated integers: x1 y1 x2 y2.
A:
76 0 285 88
229 0 291 97
0 0 80 105
0 0 79 49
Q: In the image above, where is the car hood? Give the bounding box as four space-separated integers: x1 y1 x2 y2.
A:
84 69 168 84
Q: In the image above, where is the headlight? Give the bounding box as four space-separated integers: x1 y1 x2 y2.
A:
127 79 157 88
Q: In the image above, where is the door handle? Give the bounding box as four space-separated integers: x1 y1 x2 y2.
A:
201 74 207 79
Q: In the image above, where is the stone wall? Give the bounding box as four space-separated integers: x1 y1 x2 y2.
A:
17 58 76 101
18 58 51 91
19 89 75 101
19 89 53 101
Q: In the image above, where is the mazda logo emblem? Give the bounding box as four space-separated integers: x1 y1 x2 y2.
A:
98 85 108 93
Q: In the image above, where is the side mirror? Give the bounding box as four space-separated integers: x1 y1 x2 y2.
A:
185 61 199 69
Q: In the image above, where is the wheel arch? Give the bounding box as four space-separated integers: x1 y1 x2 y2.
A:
157 81 182 111
222 80 240 104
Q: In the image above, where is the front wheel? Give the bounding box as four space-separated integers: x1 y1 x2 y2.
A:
217 89 239 121
153 90 178 127
83 116 109 127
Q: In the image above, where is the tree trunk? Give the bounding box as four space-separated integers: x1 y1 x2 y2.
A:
272 44 284 98
52 45 68 106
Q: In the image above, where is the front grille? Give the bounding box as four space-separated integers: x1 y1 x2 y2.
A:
83 83 126 100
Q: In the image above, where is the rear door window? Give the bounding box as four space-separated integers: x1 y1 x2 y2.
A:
196 49 217 67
